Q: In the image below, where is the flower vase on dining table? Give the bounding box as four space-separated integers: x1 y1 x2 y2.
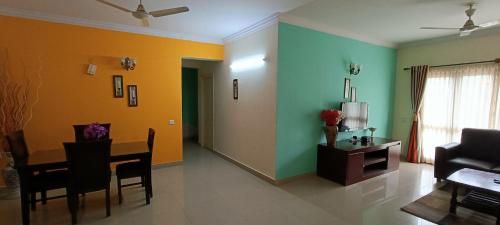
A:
84 123 109 141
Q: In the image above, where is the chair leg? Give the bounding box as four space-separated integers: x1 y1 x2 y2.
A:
70 193 78 225
66 188 72 214
76 193 80 210
145 185 150 205
30 192 36 211
117 177 123 204
41 190 47 205
105 187 111 217
144 173 150 205
141 176 145 187
147 172 153 198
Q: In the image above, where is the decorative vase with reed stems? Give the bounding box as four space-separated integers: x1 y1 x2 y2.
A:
323 126 338 148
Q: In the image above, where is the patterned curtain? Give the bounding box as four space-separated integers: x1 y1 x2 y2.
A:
406 65 429 163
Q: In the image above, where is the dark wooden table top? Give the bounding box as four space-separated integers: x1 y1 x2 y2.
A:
447 168 500 193
319 137 401 153
26 141 149 168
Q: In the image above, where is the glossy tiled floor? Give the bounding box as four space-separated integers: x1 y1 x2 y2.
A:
0 141 438 225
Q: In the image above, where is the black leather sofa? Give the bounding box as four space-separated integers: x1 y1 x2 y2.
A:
434 128 500 181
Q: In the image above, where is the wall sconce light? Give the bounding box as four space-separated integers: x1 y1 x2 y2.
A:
230 55 265 73
121 57 137 71
349 63 361 75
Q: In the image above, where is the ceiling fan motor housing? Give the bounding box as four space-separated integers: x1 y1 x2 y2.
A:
462 19 478 31
133 4 148 19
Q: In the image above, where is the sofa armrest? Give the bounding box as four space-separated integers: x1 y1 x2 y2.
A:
434 143 461 179
435 143 461 161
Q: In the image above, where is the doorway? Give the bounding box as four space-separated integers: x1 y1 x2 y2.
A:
181 67 199 141
181 59 218 150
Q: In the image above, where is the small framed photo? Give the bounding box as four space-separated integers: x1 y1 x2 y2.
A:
113 75 124 98
350 87 357 102
128 85 138 107
233 79 238 100
344 78 350 99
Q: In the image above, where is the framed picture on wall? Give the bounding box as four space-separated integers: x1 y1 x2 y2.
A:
113 75 124 98
344 78 350 99
350 87 357 102
233 79 238 100
128 85 138 107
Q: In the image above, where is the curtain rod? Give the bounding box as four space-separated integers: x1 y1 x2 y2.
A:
403 58 500 71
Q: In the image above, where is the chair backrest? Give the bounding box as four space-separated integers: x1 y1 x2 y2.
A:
147 128 155 153
73 123 111 142
461 128 500 163
5 130 29 168
64 140 112 193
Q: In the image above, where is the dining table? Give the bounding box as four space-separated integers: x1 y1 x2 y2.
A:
16 141 151 225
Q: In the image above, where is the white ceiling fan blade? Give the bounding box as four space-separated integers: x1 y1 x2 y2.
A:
149 7 189 17
141 18 150 27
460 31 472 37
96 0 133 13
420 27 460 30
480 20 500 28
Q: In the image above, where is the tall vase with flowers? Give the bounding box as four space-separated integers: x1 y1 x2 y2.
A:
83 123 108 141
320 109 343 148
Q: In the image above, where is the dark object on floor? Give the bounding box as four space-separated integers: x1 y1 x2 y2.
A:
435 128 500 182
64 140 112 224
116 128 155 204
6 130 68 211
401 183 496 225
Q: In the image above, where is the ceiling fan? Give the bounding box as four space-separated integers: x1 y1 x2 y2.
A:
96 0 189 27
420 3 500 37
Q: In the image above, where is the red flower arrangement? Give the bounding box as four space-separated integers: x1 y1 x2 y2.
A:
320 109 343 126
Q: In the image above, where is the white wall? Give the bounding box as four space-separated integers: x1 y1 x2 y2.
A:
198 62 218 149
214 23 278 179
392 31 500 155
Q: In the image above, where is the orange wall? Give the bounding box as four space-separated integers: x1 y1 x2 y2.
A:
0 15 224 165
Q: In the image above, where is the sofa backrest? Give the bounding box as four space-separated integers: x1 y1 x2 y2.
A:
461 128 500 163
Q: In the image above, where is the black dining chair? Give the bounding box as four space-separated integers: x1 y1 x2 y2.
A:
116 128 155 204
64 140 112 224
72 123 111 142
6 130 68 211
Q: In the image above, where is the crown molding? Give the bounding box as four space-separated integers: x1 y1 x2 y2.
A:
0 5 223 45
223 12 280 44
398 26 500 49
278 14 396 48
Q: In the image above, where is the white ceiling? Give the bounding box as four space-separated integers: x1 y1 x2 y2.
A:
1 0 499 46
284 0 500 46
0 0 313 43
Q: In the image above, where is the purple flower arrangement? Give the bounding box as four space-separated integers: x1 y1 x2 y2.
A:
83 123 108 141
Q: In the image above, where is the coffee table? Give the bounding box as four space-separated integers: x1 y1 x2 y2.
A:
446 168 500 224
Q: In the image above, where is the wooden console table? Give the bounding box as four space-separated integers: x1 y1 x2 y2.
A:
317 137 401 185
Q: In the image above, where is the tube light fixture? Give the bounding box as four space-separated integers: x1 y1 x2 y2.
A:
230 55 265 73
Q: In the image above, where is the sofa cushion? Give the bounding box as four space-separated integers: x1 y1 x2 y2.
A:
460 128 500 163
448 157 496 172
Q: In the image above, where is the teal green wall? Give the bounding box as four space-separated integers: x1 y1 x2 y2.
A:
182 68 198 128
276 22 397 180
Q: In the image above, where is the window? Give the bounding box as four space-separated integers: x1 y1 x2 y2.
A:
420 63 500 164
